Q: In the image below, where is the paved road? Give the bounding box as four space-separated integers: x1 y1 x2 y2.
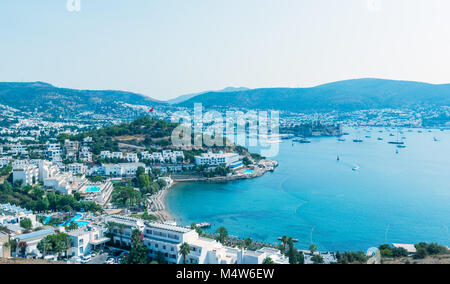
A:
87 253 109 264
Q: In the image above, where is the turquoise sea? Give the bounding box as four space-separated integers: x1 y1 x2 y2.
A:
166 128 450 252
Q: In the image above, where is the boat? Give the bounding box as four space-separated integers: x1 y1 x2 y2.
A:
337 138 346 142
196 222 211 228
388 141 404 145
337 156 340 161
388 129 405 145
434 137 439 142
352 165 360 171
294 138 312 144
397 145 406 149
377 138 383 141
365 136 371 139
353 139 363 143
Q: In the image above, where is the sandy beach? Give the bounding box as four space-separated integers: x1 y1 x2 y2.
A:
155 160 278 224
148 183 176 222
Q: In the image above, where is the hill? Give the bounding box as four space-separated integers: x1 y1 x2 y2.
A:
0 82 163 117
61 116 246 158
167 87 249 105
176 79 450 112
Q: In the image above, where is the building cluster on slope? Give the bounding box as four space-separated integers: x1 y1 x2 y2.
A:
105 215 289 264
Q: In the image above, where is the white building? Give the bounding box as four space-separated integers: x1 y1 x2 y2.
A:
79 147 92 163
100 151 112 159
68 225 110 257
13 164 39 186
105 215 288 264
0 203 39 228
111 152 124 159
194 152 240 166
8 143 28 155
125 153 139 163
102 163 146 177
12 228 55 258
66 163 87 175
0 156 11 168
141 150 184 164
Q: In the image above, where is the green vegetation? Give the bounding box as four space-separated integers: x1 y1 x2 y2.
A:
215 227 228 244
378 244 408 258
59 117 179 155
309 244 317 253
122 229 149 264
413 242 448 259
286 238 304 264
37 233 72 259
132 212 158 222
19 218 32 230
179 242 191 264
335 251 369 264
262 257 274 264
111 185 143 208
0 181 101 213
311 254 324 264
0 163 12 177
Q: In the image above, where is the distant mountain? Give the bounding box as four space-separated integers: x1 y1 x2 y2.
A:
167 87 249 105
0 82 163 116
176 79 450 112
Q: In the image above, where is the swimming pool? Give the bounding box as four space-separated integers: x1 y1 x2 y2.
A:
242 169 254 174
43 213 90 227
85 186 101 193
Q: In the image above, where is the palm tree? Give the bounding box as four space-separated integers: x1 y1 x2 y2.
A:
117 223 126 247
281 236 288 253
179 242 190 264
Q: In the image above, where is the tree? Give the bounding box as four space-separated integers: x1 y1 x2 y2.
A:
37 233 72 259
20 218 33 230
136 166 146 178
286 240 303 264
262 257 274 264
392 247 408 258
309 244 317 253
179 242 191 264
245 238 253 248
123 229 149 264
137 174 151 189
216 227 228 244
18 241 28 255
311 254 324 264
243 157 252 166
413 248 427 259
117 224 127 246
280 236 288 254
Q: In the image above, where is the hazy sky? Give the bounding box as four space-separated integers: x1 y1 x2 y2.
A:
1 0 450 100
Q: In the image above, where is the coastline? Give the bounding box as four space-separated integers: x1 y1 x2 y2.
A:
148 182 176 223
155 159 278 224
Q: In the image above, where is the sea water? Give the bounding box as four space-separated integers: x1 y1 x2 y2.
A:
166 128 450 252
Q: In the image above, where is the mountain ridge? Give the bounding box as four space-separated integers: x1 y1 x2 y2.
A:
176 78 450 112
1 78 449 116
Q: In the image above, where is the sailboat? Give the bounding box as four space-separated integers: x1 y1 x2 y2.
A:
388 129 404 145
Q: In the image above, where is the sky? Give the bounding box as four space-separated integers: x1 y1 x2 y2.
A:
1 0 450 100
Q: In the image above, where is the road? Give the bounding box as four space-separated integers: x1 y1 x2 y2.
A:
87 253 109 264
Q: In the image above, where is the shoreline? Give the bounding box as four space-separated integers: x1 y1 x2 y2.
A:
148 182 176 223
155 159 278 225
